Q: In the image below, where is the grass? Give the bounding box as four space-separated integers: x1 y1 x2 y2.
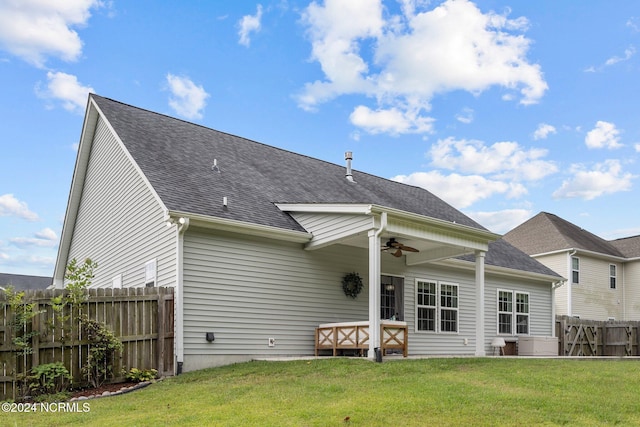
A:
5 357 640 426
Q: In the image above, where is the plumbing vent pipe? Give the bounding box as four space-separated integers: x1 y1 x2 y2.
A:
345 151 355 182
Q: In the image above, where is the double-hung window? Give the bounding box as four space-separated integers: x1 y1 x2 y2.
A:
572 257 580 284
497 290 529 335
609 265 617 289
416 280 458 333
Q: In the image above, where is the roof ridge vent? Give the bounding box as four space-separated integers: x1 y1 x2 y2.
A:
345 151 355 183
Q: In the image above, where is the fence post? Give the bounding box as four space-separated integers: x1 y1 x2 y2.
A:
156 288 165 376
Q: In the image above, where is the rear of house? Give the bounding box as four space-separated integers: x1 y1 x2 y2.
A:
54 95 563 372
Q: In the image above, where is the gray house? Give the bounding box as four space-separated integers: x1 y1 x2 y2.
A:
0 273 52 291
54 95 562 372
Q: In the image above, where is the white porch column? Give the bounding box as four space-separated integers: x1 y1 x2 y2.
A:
475 250 486 356
368 229 381 359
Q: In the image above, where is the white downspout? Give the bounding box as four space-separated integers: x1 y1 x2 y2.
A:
567 250 576 317
174 217 189 374
551 281 565 337
368 212 386 361
475 250 486 356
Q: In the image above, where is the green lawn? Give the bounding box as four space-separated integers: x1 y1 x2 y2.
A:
5 357 640 426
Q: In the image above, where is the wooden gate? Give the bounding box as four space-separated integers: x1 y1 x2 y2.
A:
556 316 640 357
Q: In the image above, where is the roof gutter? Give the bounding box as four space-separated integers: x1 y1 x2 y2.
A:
167 210 312 243
437 258 565 283
533 247 628 262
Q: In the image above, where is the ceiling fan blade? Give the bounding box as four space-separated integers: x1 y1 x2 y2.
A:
392 249 403 257
400 245 419 253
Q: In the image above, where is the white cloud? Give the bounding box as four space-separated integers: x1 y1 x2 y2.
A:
585 46 636 72
455 108 474 124
392 171 526 209
635 143 640 152
552 159 635 200
0 0 101 67
299 0 547 135
533 123 556 140
166 74 210 120
0 194 39 221
10 228 58 248
36 71 94 113
428 137 557 181
604 46 636 66
585 121 622 149
349 105 434 135
466 209 533 234
238 4 263 47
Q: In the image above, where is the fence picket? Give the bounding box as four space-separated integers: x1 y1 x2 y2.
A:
0 287 174 401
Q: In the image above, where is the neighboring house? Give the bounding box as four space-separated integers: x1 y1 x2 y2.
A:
0 273 52 291
53 95 562 372
504 212 640 321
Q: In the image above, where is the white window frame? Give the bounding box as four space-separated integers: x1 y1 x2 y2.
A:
415 279 458 334
609 264 616 289
112 274 122 289
497 289 529 336
145 259 157 287
572 257 580 285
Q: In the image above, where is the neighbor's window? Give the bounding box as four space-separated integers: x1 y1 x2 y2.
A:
497 290 529 335
416 280 458 333
145 259 157 287
609 265 617 289
572 257 580 284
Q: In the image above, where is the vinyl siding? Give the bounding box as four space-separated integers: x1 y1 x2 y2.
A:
534 253 569 316
65 116 176 289
182 227 370 369
289 213 374 247
182 229 554 368
624 260 640 320
572 256 624 320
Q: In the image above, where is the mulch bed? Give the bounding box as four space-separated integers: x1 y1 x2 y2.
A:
70 381 139 399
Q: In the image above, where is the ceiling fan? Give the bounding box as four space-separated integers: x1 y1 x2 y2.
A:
382 238 419 257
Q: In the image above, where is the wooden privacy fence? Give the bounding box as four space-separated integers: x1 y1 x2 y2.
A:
555 316 640 357
0 287 174 401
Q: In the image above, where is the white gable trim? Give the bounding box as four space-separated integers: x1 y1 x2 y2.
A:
53 96 169 286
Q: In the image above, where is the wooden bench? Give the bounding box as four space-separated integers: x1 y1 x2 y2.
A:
315 320 408 357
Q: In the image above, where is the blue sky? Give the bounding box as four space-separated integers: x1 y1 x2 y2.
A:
1 0 639 277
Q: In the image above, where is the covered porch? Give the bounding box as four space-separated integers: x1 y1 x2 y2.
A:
276 204 500 360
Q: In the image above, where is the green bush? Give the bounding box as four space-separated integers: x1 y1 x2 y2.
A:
29 362 71 396
126 368 158 383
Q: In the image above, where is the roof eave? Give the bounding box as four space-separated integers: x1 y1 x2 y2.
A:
275 203 501 243
167 210 312 243
532 247 628 262
438 258 565 283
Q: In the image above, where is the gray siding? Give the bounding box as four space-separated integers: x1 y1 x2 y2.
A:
182 228 554 368
182 228 370 369
66 116 176 289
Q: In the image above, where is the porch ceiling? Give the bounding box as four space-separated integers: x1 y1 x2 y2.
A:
338 232 476 264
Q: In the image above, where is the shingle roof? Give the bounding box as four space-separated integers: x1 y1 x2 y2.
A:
0 273 52 291
610 235 640 258
90 95 560 279
458 239 562 278
503 212 625 257
92 95 486 233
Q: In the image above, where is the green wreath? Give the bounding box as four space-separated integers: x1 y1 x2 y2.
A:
342 272 363 299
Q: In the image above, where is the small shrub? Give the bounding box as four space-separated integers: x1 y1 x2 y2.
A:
29 362 71 396
81 315 123 388
126 368 158 383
